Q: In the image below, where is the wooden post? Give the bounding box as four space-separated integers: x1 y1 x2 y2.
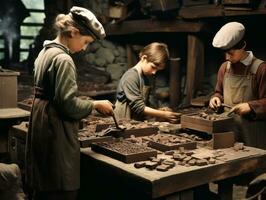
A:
169 57 181 111
126 44 137 69
185 34 204 106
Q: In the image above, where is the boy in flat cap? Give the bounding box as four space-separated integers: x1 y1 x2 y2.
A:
209 22 266 149
26 6 113 200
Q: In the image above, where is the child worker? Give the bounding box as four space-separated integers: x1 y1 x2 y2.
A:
114 42 180 123
26 6 114 200
209 22 266 149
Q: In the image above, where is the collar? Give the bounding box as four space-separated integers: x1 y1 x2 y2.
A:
43 40 70 54
240 51 253 66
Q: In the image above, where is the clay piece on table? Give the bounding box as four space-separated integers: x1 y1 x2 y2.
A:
134 162 146 169
156 164 170 172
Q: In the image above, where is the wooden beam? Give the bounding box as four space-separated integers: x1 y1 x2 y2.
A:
179 4 266 19
185 35 204 106
105 20 208 35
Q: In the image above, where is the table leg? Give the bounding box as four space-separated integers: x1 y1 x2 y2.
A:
218 180 233 200
163 189 194 200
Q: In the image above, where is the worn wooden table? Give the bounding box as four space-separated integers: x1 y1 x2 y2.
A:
0 108 30 154
80 146 266 200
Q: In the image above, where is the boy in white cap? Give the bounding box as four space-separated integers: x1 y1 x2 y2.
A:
26 6 114 200
209 22 266 149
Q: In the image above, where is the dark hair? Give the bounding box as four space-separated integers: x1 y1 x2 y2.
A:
139 42 169 66
227 38 246 51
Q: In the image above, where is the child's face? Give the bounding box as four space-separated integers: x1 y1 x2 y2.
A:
68 31 94 53
225 49 245 63
141 56 165 76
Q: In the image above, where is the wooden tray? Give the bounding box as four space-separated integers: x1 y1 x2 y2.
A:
91 140 157 163
79 136 113 148
96 125 158 138
148 140 197 152
181 114 234 133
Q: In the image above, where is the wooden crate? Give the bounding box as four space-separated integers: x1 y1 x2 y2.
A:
91 140 157 163
211 131 235 149
0 70 19 108
79 136 113 148
96 124 158 138
181 114 234 133
148 140 196 152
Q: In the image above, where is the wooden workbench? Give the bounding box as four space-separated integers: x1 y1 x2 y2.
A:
80 146 266 200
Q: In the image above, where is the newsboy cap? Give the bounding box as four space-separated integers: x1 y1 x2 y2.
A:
212 22 245 50
70 6 106 39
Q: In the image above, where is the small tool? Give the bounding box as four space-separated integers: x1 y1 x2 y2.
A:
221 103 232 109
112 113 124 130
96 113 125 137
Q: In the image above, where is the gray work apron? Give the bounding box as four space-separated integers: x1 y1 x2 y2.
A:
114 66 150 121
223 58 266 149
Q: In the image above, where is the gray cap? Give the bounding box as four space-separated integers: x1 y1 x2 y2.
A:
212 22 245 50
70 6 106 39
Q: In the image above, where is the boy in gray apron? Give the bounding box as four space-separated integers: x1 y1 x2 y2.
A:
210 22 266 150
114 42 180 123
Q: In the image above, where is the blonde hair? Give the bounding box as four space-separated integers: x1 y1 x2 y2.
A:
54 14 90 36
139 42 169 66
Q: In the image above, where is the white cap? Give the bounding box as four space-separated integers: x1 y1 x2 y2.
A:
212 22 245 50
70 6 106 39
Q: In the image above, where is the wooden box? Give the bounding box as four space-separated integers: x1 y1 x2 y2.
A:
79 136 113 148
0 69 19 108
181 114 234 133
96 123 158 138
148 140 196 152
211 131 235 149
91 140 157 163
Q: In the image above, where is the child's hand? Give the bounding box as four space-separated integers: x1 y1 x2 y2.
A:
209 97 221 109
230 103 251 116
93 100 114 116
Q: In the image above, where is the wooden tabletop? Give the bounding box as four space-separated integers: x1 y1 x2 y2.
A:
80 146 266 199
0 108 30 119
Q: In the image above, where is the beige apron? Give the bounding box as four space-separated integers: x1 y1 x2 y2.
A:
114 66 150 121
223 58 266 149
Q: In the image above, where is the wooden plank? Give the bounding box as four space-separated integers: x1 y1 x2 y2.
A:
179 5 266 19
179 5 224 19
0 108 30 119
104 20 208 35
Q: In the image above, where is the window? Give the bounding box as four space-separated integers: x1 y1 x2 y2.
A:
20 0 45 61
